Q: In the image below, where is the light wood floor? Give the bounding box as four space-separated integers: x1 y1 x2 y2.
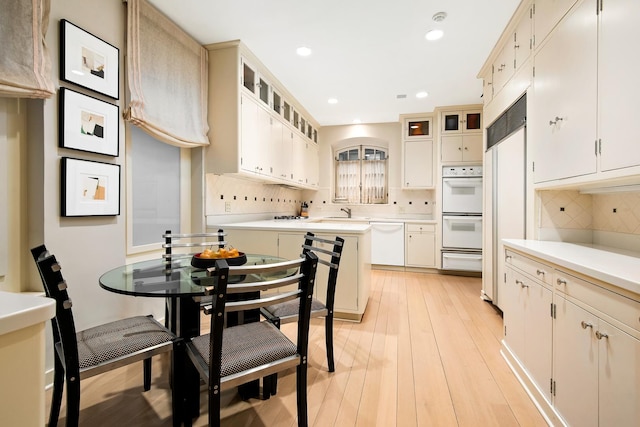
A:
46 270 548 426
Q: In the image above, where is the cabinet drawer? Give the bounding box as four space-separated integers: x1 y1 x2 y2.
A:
555 270 640 334
406 223 435 233
505 250 554 287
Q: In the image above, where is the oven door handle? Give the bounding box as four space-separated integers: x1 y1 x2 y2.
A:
443 178 482 187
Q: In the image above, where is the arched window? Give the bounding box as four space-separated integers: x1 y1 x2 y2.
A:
334 145 388 204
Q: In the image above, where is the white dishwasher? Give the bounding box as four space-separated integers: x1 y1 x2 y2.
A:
370 222 405 266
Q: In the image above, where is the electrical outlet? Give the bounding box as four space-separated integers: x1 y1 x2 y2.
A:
225 202 231 213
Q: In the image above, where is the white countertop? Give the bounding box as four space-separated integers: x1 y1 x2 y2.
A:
212 219 371 234
0 292 55 336
503 239 640 296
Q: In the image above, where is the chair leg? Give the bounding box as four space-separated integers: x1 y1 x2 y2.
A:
296 363 309 427
171 339 185 427
263 373 278 398
325 314 335 372
143 357 152 391
209 379 222 427
65 374 81 427
48 353 65 427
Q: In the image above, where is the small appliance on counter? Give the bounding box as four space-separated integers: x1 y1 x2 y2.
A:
300 202 309 218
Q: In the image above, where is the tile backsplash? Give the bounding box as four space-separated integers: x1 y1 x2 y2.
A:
539 190 640 235
206 174 434 219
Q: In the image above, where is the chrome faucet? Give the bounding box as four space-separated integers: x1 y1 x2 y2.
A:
340 207 352 218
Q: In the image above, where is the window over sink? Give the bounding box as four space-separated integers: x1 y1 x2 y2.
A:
334 145 388 204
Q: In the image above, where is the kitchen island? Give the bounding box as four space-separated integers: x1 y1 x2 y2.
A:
207 218 371 321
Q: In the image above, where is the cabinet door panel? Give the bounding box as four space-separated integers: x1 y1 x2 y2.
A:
598 321 640 426
462 134 483 162
532 0 597 183
240 95 259 173
503 268 526 361
405 232 435 267
534 0 579 47
553 297 598 427
598 0 640 171
403 140 434 188
514 8 532 69
524 282 552 402
441 135 462 163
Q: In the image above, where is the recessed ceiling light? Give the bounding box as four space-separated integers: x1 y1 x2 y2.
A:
416 91 429 98
296 46 312 57
425 29 444 41
328 98 338 104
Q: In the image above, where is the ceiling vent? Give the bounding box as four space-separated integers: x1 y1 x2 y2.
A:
432 11 447 22
396 94 407 99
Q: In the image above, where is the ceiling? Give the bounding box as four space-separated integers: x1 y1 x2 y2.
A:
148 0 521 126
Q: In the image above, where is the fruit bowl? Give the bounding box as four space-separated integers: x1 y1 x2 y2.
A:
191 251 247 269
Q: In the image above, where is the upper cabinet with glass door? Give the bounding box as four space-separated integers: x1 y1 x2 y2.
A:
440 109 482 134
205 40 320 189
405 118 432 139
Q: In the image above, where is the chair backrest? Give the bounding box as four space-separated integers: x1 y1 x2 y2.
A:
35 253 82 380
162 229 227 266
301 232 344 311
203 252 319 374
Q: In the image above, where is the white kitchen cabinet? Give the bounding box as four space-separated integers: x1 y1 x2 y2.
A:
501 241 640 426
405 223 436 268
514 9 532 71
553 270 640 427
533 0 578 48
531 0 597 183
440 109 482 135
492 43 515 94
441 134 483 164
401 115 435 189
503 252 553 403
403 140 434 188
598 0 640 172
206 41 319 189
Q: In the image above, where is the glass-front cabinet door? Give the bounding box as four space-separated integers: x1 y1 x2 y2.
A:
405 117 432 139
272 90 282 115
441 110 482 134
242 61 256 94
283 101 291 124
258 77 269 105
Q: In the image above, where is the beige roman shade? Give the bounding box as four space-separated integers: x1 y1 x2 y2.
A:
0 0 55 98
124 0 209 148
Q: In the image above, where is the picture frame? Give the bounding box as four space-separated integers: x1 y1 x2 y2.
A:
60 19 119 99
59 87 119 156
61 157 120 217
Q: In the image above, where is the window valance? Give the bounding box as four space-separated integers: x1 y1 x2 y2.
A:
124 0 209 148
0 0 55 98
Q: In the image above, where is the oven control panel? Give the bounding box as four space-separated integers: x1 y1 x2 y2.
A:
442 166 483 177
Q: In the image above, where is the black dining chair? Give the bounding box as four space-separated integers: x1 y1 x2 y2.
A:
181 251 318 427
31 245 182 427
261 233 344 372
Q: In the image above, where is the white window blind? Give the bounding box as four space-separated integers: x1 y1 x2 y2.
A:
124 0 209 148
0 0 54 98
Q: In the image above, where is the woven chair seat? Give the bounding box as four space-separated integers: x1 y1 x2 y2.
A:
76 316 175 369
190 321 297 377
265 298 326 320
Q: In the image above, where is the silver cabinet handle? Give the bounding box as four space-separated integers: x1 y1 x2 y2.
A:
536 269 545 276
505 255 512 262
595 331 608 340
549 116 564 126
581 321 593 330
515 279 528 288
557 278 567 286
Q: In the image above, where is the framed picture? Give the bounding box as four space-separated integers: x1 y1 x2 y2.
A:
60 19 119 99
59 87 119 156
61 157 120 217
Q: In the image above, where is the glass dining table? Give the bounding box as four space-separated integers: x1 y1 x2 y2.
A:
99 253 292 420
99 253 289 339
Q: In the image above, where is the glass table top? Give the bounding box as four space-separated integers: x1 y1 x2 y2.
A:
99 254 288 297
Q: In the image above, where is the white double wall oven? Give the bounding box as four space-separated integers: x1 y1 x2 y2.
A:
441 166 483 272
